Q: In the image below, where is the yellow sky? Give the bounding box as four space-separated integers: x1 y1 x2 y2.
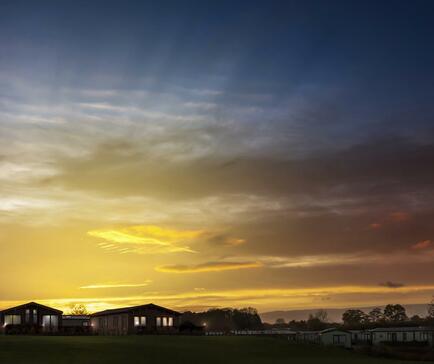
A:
1 82 434 316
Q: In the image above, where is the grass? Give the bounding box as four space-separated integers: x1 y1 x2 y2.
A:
0 335 424 364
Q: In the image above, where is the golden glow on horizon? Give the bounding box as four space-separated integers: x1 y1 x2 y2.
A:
3 284 434 314
155 261 263 273
80 281 152 289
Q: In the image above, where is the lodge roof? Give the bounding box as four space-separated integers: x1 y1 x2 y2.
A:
91 303 181 317
0 301 63 314
320 327 351 334
370 326 434 332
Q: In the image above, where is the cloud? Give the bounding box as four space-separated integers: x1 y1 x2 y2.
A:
155 261 262 273
389 212 411 223
369 223 382 230
80 281 152 289
206 234 246 246
249 248 434 269
412 240 432 250
379 281 405 289
88 225 200 254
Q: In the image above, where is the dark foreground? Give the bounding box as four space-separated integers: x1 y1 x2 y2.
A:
0 336 423 364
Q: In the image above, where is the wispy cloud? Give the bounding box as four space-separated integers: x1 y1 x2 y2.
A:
80 281 152 289
412 240 432 250
248 249 434 269
88 225 200 254
155 261 262 273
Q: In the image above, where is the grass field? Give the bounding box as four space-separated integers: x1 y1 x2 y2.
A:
0 335 423 364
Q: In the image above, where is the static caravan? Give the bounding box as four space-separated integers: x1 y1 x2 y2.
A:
320 328 352 348
296 331 320 344
0 302 62 334
91 303 181 335
370 327 434 346
349 329 371 344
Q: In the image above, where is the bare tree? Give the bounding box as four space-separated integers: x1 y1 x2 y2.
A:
313 309 328 322
69 304 89 315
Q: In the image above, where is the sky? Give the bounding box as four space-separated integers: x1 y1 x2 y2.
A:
1 0 434 314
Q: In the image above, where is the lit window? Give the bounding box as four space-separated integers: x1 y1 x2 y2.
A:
134 316 140 326
33 309 37 323
4 315 21 325
25 309 30 323
162 317 168 327
42 315 58 328
156 317 161 327
140 316 146 326
168 317 173 327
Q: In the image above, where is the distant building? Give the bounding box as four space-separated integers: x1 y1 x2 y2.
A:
90 303 181 335
61 315 91 334
370 327 434 346
0 302 62 334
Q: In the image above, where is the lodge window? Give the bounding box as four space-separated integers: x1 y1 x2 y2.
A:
42 315 58 328
25 309 30 323
134 316 146 327
4 315 21 325
157 316 173 327
403 332 407 341
33 309 37 323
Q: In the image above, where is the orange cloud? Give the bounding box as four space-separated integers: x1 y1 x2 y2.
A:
369 223 382 229
155 261 262 274
411 240 432 250
389 211 411 222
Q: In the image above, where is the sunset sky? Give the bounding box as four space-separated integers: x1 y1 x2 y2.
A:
1 0 434 314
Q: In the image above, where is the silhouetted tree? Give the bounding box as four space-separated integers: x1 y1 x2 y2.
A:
275 318 286 326
307 310 328 330
288 319 307 330
428 296 434 319
180 307 262 331
383 304 407 322
368 307 383 323
311 309 328 322
410 315 422 322
342 309 368 327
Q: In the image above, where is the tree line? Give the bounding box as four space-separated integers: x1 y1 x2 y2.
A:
341 298 434 329
271 297 434 331
181 307 263 331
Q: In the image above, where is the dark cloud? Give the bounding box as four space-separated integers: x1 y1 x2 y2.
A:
43 137 434 200
379 281 405 289
36 136 434 257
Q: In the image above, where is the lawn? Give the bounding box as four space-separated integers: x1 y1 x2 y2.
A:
0 335 423 364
